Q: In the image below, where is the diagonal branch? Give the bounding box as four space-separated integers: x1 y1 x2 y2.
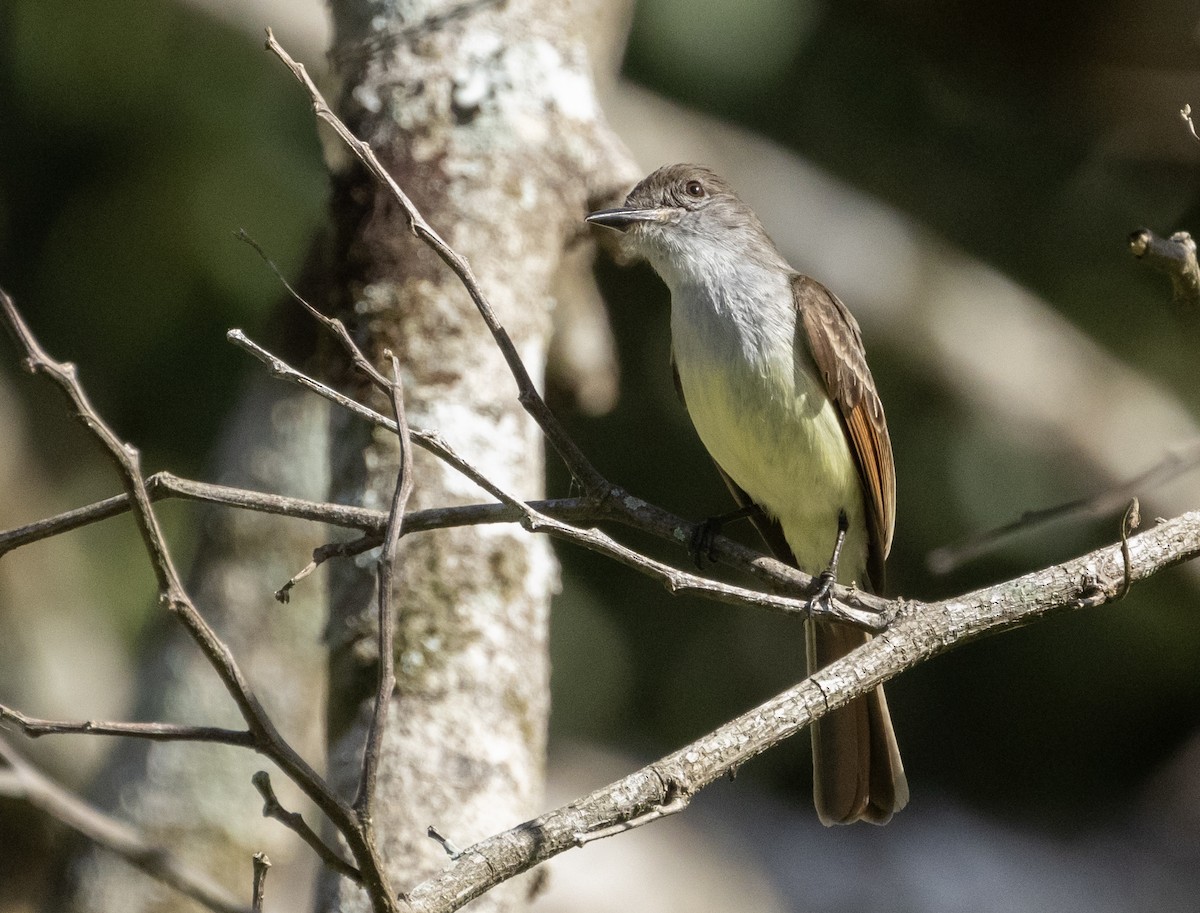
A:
252 771 360 884
230 328 885 628
0 737 253 913
0 288 402 913
266 28 606 497
402 510 1200 911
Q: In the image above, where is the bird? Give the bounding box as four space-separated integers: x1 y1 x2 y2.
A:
587 164 907 824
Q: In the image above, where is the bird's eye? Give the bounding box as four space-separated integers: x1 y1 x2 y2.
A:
684 180 705 198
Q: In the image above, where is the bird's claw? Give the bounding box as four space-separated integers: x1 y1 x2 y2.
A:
688 518 721 568
806 567 837 617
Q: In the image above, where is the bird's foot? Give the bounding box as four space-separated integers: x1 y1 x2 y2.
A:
688 504 758 568
807 509 849 615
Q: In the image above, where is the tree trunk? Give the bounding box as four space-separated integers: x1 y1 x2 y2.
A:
317 2 635 910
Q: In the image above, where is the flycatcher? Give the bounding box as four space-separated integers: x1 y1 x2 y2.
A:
587 164 907 825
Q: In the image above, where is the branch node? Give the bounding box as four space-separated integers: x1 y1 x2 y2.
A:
572 780 692 847
252 771 362 884
1119 497 1140 600
1071 573 1108 610
427 824 464 859
251 852 271 913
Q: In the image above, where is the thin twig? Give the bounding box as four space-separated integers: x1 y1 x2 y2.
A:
251 771 361 884
276 536 381 603
356 355 413 815
236 230 393 394
0 736 252 913
251 853 270 913
0 468 594 558
928 440 1200 574
0 704 254 746
265 28 606 496
0 288 400 913
426 826 464 859
0 456 861 616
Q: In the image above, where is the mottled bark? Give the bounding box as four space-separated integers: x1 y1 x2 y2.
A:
317 1 635 910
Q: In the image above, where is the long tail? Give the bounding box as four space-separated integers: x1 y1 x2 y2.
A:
806 618 908 825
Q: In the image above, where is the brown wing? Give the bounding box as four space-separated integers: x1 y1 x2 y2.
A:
793 274 895 592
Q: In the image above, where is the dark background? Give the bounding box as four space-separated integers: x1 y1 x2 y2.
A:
3 0 1200 909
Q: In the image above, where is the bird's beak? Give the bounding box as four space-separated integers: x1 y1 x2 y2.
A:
585 207 667 232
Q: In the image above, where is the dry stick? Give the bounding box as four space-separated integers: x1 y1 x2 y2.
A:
0 472 382 556
0 736 252 913
251 853 270 913
230 329 884 629
236 229 394 395
238 235 410 871
1 459 868 617
265 31 606 489
0 455 842 617
399 510 1200 911
0 290 401 913
0 468 591 559
928 439 1200 575
0 705 254 746
251 771 360 883
356 355 413 817
276 536 380 603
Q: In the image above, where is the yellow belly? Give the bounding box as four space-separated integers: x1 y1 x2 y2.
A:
674 328 869 584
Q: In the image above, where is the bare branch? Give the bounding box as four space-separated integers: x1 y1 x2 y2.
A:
1129 227 1200 315
402 509 1200 910
0 704 254 746
251 853 270 913
236 229 393 394
356 355 413 814
251 771 361 884
0 287 400 913
928 439 1200 574
265 28 607 496
0 737 252 913
426 826 464 860
0 468 594 557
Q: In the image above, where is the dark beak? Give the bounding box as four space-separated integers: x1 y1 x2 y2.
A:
585 207 664 232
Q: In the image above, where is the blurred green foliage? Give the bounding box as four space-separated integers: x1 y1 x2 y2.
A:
0 0 326 480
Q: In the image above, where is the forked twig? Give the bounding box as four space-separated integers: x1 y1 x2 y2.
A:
0 288 401 913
